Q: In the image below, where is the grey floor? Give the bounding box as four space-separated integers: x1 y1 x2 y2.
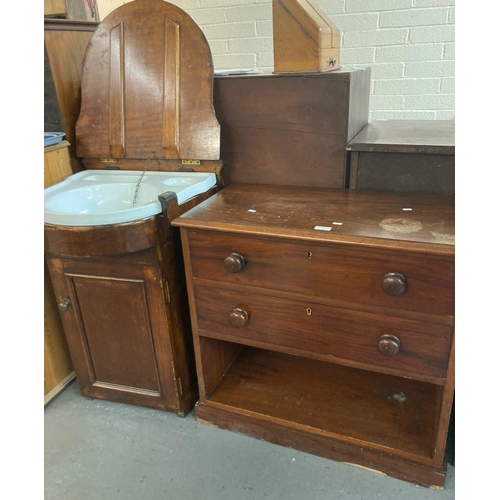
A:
45 381 455 500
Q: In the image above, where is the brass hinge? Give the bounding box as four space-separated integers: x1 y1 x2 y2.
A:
177 378 183 397
100 158 118 163
181 159 201 165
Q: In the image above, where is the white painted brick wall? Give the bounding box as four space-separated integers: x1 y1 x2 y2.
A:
97 0 456 120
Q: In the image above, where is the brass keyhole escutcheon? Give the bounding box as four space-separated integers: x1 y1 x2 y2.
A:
306 308 312 315
306 251 312 259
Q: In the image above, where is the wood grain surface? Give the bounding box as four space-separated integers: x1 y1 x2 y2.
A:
76 0 220 162
213 70 369 188
347 120 455 155
172 184 455 254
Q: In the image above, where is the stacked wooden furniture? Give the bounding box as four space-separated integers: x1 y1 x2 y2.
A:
44 141 76 405
347 119 455 194
173 186 455 487
173 8 455 483
213 69 370 188
45 0 222 415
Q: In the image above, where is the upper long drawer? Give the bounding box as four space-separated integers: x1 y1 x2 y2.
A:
187 231 455 318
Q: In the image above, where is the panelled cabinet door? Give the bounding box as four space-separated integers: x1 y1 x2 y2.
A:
46 255 180 411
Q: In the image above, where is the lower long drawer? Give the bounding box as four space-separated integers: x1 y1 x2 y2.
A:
194 284 453 381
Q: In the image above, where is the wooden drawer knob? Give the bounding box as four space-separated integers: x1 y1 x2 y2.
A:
229 308 249 328
378 334 401 357
382 272 406 296
224 253 246 273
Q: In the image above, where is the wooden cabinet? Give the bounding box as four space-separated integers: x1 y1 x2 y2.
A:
44 190 217 414
45 227 196 414
172 184 455 487
213 69 370 189
44 20 98 173
44 0 223 413
347 120 455 194
44 141 75 405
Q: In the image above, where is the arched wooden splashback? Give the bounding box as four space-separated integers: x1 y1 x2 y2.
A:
76 0 221 171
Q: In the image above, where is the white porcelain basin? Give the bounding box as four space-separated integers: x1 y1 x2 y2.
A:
44 170 216 226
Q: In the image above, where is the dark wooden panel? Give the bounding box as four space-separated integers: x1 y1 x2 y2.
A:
44 43 64 133
197 336 242 398
216 75 349 132
219 128 346 188
213 71 369 188
355 152 455 194
445 398 455 465
76 0 220 161
194 284 454 380
70 274 161 391
45 250 186 412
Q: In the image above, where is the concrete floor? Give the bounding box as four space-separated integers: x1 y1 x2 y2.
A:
45 381 455 500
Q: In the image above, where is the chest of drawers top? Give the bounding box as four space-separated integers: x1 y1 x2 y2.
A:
172 184 454 254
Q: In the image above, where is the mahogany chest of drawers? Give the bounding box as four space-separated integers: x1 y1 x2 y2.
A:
172 184 455 488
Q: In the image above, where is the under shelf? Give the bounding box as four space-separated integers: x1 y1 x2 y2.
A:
206 345 441 460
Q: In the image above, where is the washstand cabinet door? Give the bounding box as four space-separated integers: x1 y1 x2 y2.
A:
46 256 177 409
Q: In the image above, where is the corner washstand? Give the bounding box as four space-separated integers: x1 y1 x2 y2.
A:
44 0 222 415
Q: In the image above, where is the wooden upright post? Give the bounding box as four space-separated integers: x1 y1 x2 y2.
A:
272 0 341 73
